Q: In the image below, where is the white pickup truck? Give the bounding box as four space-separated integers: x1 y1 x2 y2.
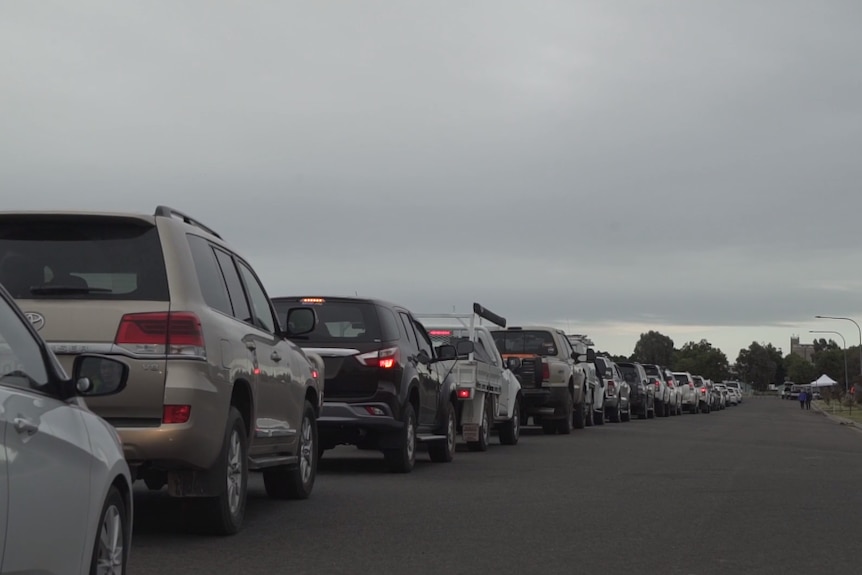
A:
417 303 523 451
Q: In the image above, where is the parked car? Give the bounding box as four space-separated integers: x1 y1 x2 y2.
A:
0 206 325 535
618 361 654 419
594 355 630 423
691 375 711 413
0 281 133 573
492 326 590 434
272 295 459 473
663 367 683 415
642 364 672 417
672 371 699 413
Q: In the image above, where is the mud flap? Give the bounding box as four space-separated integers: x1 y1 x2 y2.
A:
462 424 480 442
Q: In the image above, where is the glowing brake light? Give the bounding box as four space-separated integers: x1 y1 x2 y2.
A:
429 330 452 336
356 347 400 369
456 388 472 399
701 387 707 393
311 369 319 379
300 297 325 304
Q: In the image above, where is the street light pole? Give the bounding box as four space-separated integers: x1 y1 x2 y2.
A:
815 316 862 378
810 330 848 393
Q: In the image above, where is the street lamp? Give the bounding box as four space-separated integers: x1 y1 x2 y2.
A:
815 316 862 377
810 330 848 393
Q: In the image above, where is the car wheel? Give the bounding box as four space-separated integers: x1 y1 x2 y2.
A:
429 401 457 462
499 398 520 445
384 403 417 473
593 407 605 425
198 406 248 535
90 485 128 575
556 393 574 434
572 399 587 430
468 395 491 452
263 400 318 500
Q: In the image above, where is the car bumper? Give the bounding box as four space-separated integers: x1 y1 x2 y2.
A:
521 386 570 418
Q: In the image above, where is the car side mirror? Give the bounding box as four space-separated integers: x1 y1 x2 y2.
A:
506 357 521 370
282 307 317 337
455 340 474 357
73 354 129 396
428 347 448 362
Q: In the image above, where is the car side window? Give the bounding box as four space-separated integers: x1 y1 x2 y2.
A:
213 249 253 323
187 234 233 315
398 312 416 345
0 300 49 391
236 261 277 334
410 319 433 357
377 306 401 342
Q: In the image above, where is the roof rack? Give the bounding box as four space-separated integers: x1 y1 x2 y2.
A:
154 205 223 239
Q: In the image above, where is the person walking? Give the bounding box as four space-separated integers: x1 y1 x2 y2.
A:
805 389 813 410
799 389 807 410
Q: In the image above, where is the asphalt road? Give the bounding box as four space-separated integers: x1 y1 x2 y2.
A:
129 397 862 575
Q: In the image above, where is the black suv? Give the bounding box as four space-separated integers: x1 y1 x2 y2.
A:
271 296 459 473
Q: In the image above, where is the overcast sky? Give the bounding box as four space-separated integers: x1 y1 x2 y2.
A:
2 1 861 359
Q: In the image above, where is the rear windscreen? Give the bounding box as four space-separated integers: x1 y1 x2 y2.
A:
491 330 557 356
617 364 640 384
0 217 169 300
642 364 660 376
674 374 688 384
274 300 382 343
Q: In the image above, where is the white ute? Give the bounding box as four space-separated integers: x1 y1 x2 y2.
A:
417 303 523 450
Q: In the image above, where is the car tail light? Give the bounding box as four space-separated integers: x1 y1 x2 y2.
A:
115 312 206 358
689 383 694 390
163 405 191 424
654 381 661 390
356 347 400 368
701 387 707 393
541 362 550 381
606 380 615 388
456 388 472 399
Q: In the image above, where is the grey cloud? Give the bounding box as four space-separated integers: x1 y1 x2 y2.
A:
2 0 862 354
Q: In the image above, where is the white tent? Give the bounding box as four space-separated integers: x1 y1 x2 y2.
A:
810 374 839 388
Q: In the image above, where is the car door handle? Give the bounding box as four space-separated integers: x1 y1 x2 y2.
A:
271 350 282 362
13 417 38 436
246 341 257 351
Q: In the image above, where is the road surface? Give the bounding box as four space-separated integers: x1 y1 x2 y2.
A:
130 397 862 574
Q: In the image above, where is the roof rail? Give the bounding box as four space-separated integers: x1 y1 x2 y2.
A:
154 205 223 239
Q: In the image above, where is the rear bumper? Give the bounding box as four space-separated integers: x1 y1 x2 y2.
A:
521 386 569 418
318 401 405 431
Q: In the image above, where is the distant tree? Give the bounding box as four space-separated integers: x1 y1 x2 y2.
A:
735 342 784 390
812 338 840 353
813 347 847 389
673 339 730 381
632 330 675 366
596 350 628 363
784 353 817 385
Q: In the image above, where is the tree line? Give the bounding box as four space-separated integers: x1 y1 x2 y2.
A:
597 330 861 392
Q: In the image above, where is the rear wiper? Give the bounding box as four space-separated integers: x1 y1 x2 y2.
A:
29 284 114 295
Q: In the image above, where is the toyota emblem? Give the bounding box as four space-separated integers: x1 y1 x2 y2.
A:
25 312 45 331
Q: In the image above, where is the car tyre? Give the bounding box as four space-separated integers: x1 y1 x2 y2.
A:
428 401 457 462
89 485 128 575
556 392 574 434
468 395 491 452
195 407 248 535
384 403 417 473
263 401 318 500
499 398 520 445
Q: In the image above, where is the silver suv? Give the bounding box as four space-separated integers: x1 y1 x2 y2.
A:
0 206 325 535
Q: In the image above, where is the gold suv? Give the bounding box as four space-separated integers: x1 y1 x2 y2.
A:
0 206 324 535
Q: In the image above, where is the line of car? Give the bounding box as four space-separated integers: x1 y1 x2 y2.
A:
0 206 743 573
